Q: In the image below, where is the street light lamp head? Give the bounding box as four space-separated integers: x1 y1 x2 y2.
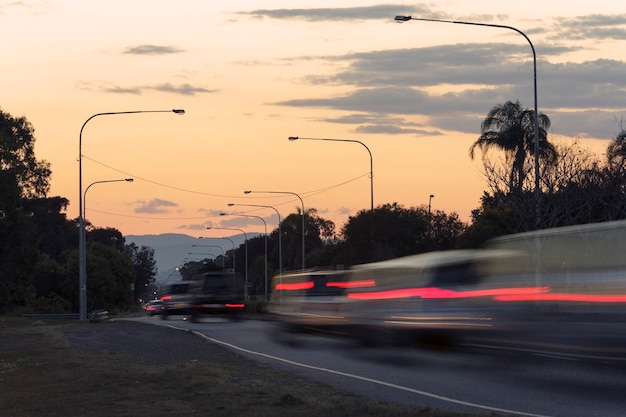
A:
288 136 299 141
228 203 235 206
430 194 435 198
394 15 411 22
244 190 251 194
172 109 185 114
125 178 134 182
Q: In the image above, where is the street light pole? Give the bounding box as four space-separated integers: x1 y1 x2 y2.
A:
244 190 305 270
204 237 236 270
221 212 268 300
228 203 282 276
428 194 435 236
78 109 184 320
394 15 540 228
288 136 374 211
207 226 248 295
428 194 435 217
83 178 133 220
188 252 218 264
82 178 133 306
192 244 226 268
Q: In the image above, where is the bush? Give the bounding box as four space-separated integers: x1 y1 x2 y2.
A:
27 293 73 314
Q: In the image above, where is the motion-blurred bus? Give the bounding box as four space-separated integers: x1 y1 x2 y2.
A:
268 269 353 338
478 220 626 361
269 221 626 361
339 249 519 347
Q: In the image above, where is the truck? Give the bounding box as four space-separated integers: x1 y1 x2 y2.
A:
160 270 246 321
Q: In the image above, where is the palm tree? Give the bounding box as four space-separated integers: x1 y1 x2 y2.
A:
606 129 626 169
469 100 556 192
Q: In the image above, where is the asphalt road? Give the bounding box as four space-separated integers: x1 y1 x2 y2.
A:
124 315 626 417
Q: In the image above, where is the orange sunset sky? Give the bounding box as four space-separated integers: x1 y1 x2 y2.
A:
2 1 624 237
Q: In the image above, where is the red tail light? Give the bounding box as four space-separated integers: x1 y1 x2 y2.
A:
327 279 376 289
275 281 314 291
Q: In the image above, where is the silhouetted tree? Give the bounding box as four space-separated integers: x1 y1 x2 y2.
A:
126 242 158 305
340 203 466 265
0 109 51 198
470 100 556 193
279 207 335 271
0 109 52 309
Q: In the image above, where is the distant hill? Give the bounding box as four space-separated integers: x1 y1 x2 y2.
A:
125 233 252 286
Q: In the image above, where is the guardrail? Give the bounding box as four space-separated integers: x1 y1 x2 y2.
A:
22 313 80 319
22 311 110 322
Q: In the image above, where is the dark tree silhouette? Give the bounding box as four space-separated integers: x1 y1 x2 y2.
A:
469 100 556 192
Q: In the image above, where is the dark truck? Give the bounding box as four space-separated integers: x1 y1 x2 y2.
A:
187 271 246 321
160 270 245 321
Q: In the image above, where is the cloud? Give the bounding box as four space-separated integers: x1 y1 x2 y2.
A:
243 6 626 139
355 123 443 136
102 83 217 96
273 42 626 139
198 208 224 217
102 86 143 95
134 198 179 214
305 43 575 88
177 223 209 231
337 206 352 216
553 14 626 41
150 83 217 95
0 1 51 16
239 4 443 22
123 44 185 55
218 215 273 229
319 113 444 136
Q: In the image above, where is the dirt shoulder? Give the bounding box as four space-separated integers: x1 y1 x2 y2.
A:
1 318 489 417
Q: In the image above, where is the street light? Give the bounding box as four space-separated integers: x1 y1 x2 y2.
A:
244 190 305 270
78 108 184 320
206 226 248 293
428 194 435 217
228 203 282 275
221 212 268 300
428 194 435 236
82 178 133 303
83 178 133 220
288 136 374 211
188 252 218 264
394 15 540 228
199 236 236 271
192 244 226 268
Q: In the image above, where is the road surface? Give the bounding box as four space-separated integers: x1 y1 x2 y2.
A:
125 315 626 417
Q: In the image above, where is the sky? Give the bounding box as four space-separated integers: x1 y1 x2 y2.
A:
2 1 626 239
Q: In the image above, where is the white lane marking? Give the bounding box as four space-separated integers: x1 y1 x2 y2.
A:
180 327 553 417
463 342 626 362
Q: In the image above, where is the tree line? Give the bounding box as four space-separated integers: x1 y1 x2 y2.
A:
0 109 157 314
1 101 626 312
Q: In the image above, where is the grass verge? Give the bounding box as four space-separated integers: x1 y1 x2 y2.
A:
0 316 496 417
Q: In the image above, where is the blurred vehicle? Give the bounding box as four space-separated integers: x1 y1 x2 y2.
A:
268 269 355 338
343 220 626 361
340 249 518 347
159 271 245 321
187 270 246 322
143 299 165 316
477 219 626 362
159 280 194 319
